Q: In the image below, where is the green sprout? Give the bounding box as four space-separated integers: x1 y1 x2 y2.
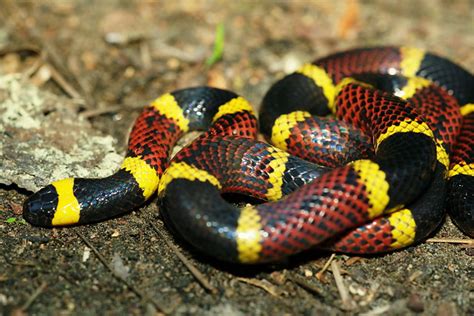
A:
6 217 16 223
5 217 26 224
206 23 225 67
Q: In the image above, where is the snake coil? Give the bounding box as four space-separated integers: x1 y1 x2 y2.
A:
24 46 474 264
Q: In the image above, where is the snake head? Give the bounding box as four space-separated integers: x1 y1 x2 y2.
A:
23 184 59 227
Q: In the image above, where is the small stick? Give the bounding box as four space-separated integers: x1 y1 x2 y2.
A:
21 52 45 80
21 281 47 310
287 274 323 297
80 101 149 118
80 105 124 118
331 260 355 310
359 304 391 316
345 256 363 266
75 231 167 313
149 222 218 294
236 277 280 296
426 238 473 244
46 63 83 100
316 253 336 280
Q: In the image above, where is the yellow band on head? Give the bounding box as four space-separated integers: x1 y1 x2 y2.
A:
51 178 81 226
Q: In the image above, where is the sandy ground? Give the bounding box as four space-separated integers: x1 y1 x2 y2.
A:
0 1 473 315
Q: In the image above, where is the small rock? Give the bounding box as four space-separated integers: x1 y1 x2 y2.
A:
407 293 424 313
82 246 91 262
111 253 130 280
408 270 423 282
269 271 286 285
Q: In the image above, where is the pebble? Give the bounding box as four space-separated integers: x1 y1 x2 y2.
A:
407 293 424 313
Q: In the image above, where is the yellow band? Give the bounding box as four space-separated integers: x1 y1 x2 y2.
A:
121 156 160 199
51 178 81 226
460 103 474 116
448 162 474 178
151 93 190 132
351 160 390 218
297 63 335 107
376 119 434 149
265 147 290 201
158 161 221 195
400 47 425 77
236 205 262 263
388 209 416 248
397 77 432 99
212 97 254 122
435 140 450 171
271 111 311 151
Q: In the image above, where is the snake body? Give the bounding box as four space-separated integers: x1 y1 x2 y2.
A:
23 46 474 263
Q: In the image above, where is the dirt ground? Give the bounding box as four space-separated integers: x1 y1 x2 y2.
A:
0 1 473 315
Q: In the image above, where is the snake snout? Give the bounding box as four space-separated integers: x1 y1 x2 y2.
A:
23 185 58 227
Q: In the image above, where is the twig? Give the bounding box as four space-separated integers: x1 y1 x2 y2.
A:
426 238 474 244
19 49 45 81
287 274 324 297
331 260 356 310
0 44 41 56
316 253 336 280
80 105 124 118
80 100 149 118
149 222 218 294
236 277 280 296
345 256 363 266
9 260 35 267
47 63 84 100
359 304 391 316
21 281 47 310
75 231 168 313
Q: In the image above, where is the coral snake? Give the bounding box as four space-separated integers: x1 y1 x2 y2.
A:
23 46 474 264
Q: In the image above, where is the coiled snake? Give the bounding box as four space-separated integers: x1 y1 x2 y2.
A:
24 46 474 264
